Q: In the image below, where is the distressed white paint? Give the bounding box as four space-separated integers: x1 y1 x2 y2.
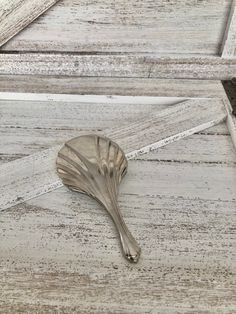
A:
0 128 235 313
0 53 236 79
1 131 234 165
0 91 188 104
0 82 235 312
0 0 60 47
0 98 226 211
224 97 236 151
0 0 235 80
0 76 227 98
0 81 228 165
0 0 234 309
221 0 236 58
0 96 229 164
1 0 232 55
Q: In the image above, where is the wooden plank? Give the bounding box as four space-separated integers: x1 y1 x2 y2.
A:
0 0 60 47
0 94 186 130
0 98 227 211
0 146 235 312
0 95 229 165
0 76 227 98
221 0 236 58
0 94 183 164
1 193 235 313
0 128 233 166
0 91 229 166
224 97 236 151
1 0 231 55
138 133 236 165
0 53 236 79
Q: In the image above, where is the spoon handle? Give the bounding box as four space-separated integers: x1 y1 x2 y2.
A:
108 203 141 263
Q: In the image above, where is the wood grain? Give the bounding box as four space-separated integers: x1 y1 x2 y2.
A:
0 0 60 47
221 0 236 58
1 0 232 55
224 96 236 151
1 131 234 165
0 76 226 98
0 98 226 211
0 95 229 165
0 130 235 313
1 53 236 79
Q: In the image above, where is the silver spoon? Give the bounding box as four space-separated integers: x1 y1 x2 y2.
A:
56 134 141 263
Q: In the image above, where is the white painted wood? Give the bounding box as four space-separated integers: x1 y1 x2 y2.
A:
0 126 232 165
1 53 235 79
221 0 236 58
0 0 234 309
0 96 228 165
0 96 185 130
1 0 231 55
0 98 226 211
0 92 187 104
139 133 236 165
0 0 60 47
0 88 228 165
224 97 236 151
0 132 235 313
0 76 226 98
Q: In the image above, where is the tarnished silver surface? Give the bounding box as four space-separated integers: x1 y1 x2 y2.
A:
56 134 141 263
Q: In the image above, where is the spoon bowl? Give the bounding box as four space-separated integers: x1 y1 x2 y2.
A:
56 134 141 263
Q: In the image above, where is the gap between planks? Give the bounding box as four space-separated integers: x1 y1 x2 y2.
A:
0 98 227 211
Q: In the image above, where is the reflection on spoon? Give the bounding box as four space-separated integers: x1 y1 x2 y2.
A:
56 134 141 263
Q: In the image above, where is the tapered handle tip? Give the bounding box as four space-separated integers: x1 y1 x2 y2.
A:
125 247 141 263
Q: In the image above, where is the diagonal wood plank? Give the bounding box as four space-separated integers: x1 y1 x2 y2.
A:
221 0 236 58
0 122 235 313
0 0 60 47
224 97 236 151
0 0 232 56
0 95 229 165
0 98 226 211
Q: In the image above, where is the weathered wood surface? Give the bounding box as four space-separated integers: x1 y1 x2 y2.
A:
0 76 226 98
1 0 232 55
0 0 60 47
0 1 235 81
0 79 227 166
0 80 229 165
224 96 236 151
1 53 236 79
0 94 229 165
0 84 235 312
1 130 234 165
0 97 226 211
221 0 236 58
0 124 235 313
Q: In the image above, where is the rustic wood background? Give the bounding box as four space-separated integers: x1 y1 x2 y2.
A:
0 0 232 54
0 1 235 313
0 0 235 79
0 79 235 313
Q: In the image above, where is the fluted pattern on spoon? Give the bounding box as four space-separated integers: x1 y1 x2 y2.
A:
56 134 141 262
